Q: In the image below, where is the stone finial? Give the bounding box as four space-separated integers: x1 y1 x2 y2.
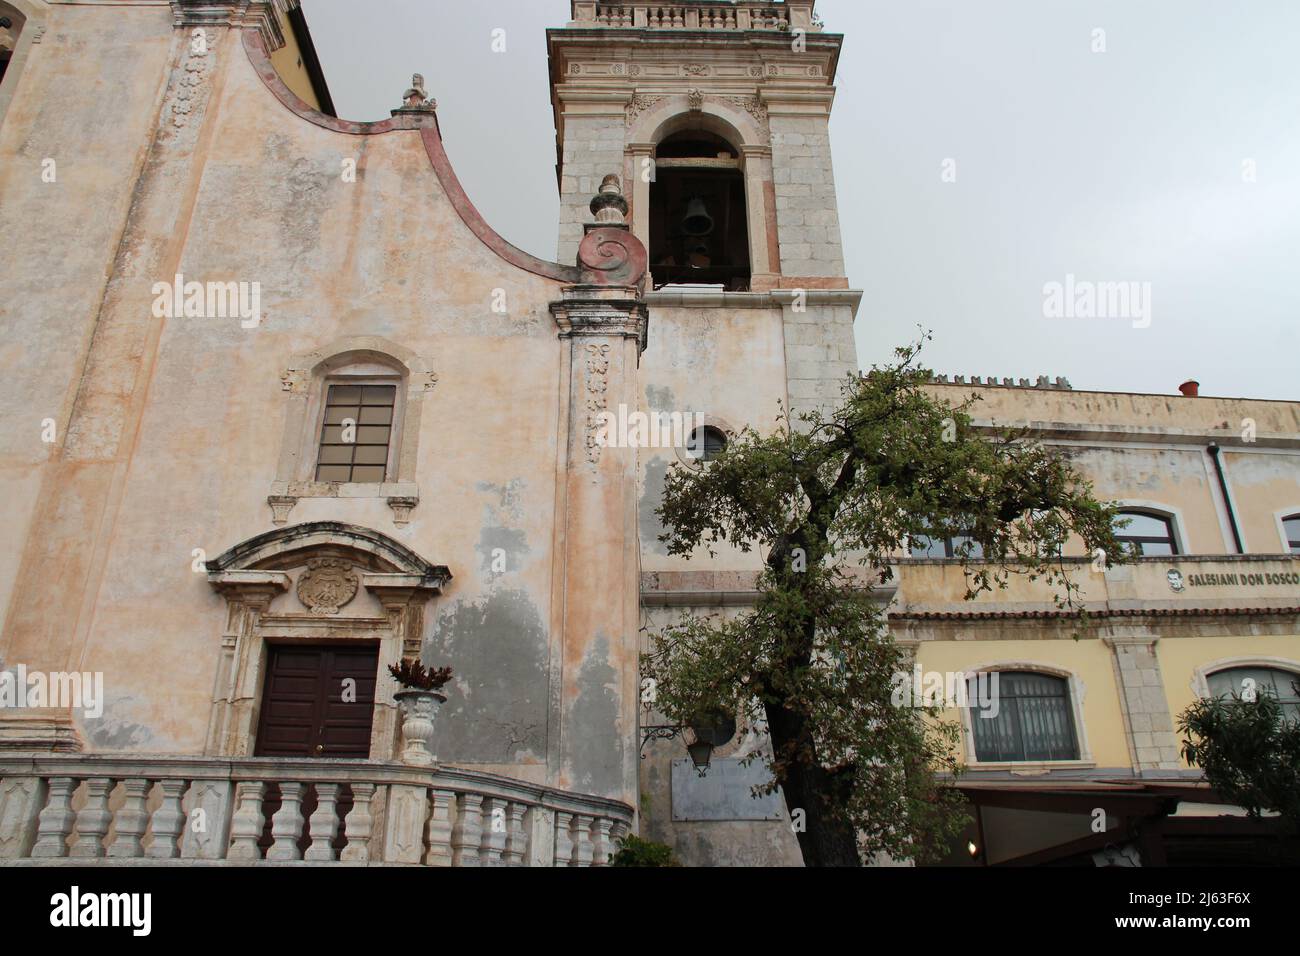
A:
589 174 629 226
401 73 437 111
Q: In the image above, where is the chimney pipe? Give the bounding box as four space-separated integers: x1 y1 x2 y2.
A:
1178 380 1200 397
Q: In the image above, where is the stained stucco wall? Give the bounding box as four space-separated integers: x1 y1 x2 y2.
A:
0 4 177 644
0 9 639 797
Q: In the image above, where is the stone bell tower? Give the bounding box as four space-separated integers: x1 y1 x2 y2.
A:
548 0 858 418
548 0 848 293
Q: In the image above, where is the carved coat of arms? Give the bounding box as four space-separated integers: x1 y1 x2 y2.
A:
297 558 359 615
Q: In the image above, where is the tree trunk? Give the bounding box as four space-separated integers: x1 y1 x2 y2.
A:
765 699 862 867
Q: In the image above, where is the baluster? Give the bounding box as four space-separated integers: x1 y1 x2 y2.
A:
304 783 341 862
451 793 483 866
266 781 306 861
423 789 454 866
572 814 595 867
672 8 684 28
226 781 266 860
69 777 114 858
146 779 187 859
555 811 574 866
30 777 77 858
505 803 529 867
479 797 507 867
590 817 614 867
107 779 151 858
339 783 376 863
0 776 46 858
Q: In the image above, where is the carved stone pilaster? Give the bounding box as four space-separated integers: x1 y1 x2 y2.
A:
547 276 646 805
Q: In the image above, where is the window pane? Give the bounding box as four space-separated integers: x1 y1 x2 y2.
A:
910 536 945 559
358 406 393 425
950 535 984 559
1117 512 1172 538
320 425 347 444
355 425 391 445
315 464 352 482
361 386 397 406
1284 516 1300 550
323 406 358 425
1138 541 1175 556
353 445 388 465
328 385 362 405
317 445 354 465
351 465 386 483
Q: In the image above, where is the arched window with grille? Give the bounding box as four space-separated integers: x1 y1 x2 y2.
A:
969 670 1080 762
1206 666 1300 720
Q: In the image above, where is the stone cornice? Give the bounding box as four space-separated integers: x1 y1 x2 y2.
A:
172 0 288 52
644 287 862 314
551 286 650 351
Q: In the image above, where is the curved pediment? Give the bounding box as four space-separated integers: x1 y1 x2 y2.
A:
205 521 450 587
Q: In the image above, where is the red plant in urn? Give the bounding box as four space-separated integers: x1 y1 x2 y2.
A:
388 657 454 691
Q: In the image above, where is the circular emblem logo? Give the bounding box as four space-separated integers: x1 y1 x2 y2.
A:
297 558 359 615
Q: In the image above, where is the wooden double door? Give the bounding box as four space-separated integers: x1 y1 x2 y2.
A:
254 643 381 854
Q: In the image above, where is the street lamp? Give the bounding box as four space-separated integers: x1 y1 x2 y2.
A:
641 707 736 776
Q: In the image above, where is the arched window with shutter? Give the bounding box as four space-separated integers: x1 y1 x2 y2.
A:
968 670 1080 762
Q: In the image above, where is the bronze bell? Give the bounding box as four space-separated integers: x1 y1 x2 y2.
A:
682 196 714 237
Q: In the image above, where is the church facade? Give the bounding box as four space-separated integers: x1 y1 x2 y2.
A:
0 0 1295 868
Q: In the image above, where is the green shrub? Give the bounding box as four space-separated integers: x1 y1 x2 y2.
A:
608 834 680 867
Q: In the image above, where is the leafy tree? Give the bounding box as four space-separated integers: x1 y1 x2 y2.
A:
1179 685 1300 832
644 339 1125 866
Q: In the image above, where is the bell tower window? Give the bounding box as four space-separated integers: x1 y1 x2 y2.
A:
649 130 751 291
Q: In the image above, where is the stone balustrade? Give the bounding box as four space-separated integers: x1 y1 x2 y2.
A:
0 755 633 866
576 3 808 31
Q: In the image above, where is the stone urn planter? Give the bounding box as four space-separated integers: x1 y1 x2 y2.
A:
394 689 446 768
388 657 454 769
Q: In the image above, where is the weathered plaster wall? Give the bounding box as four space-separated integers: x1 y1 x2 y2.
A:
74 34 568 765
639 602 803 866
636 301 787 570
0 4 176 640
1220 449 1300 552
0 10 647 806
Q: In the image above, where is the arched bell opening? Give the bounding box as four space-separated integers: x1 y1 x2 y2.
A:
648 129 751 291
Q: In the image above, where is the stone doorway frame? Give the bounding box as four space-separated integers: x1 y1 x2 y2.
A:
204 522 451 761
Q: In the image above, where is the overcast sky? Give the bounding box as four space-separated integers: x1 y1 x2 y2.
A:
303 0 1298 400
